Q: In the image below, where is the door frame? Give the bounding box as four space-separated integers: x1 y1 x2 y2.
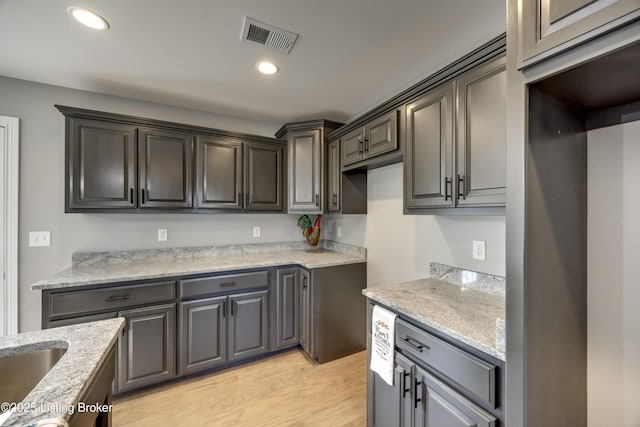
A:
1 116 19 336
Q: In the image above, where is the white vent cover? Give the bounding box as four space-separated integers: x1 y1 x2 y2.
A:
241 17 298 54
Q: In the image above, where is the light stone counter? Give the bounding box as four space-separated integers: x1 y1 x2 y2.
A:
363 263 505 361
0 318 124 426
31 241 366 291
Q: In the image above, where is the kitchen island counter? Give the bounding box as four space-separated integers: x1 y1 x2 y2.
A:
0 318 124 426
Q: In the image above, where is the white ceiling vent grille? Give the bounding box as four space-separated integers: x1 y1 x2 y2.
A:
241 17 298 54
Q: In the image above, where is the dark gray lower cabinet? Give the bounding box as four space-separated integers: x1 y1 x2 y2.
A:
228 290 269 361
367 350 496 427
118 303 176 393
178 296 227 375
299 264 366 363
366 303 502 426
415 367 496 427
368 350 412 427
275 268 299 349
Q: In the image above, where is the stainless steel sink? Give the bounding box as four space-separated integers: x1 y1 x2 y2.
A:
0 347 67 410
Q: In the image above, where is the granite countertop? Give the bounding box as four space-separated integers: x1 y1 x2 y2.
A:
31 240 366 290
363 263 505 361
0 318 124 426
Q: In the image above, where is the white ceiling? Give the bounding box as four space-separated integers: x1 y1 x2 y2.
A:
0 0 505 126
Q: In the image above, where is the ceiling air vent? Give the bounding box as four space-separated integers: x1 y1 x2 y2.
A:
241 17 298 54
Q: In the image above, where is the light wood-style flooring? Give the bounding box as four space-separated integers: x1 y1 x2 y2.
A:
113 349 367 426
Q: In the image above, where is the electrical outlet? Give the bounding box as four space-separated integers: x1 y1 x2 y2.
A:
29 231 51 247
253 226 261 238
337 226 342 238
158 229 168 242
472 240 486 261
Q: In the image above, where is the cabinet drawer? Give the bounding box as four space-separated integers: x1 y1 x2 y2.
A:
49 281 176 318
180 271 268 299
47 312 117 329
395 318 497 407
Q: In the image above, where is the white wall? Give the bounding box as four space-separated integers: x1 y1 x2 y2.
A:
325 162 506 286
0 76 307 333
587 121 640 427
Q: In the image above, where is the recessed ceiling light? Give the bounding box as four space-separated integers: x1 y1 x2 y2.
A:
68 7 109 30
256 62 279 75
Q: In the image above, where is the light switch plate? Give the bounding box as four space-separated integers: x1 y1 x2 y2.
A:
472 240 486 261
337 226 342 238
158 229 168 241
29 231 51 247
253 226 261 238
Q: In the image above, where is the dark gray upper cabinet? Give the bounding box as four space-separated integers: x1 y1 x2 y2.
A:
117 303 176 393
228 290 269 361
341 109 399 168
340 127 365 166
405 82 455 209
327 140 341 212
66 117 137 211
287 129 322 213
178 296 227 375
195 136 242 210
519 0 640 67
276 120 343 214
57 105 285 213
455 55 507 207
245 141 284 211
404 55 506 213
274 268 299 349
138 128 193 208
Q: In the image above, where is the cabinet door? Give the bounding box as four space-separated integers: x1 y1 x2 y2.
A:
341 127 366 167
365 110 398 158
138 128 193 208
414 367 496 427
405 82 454 209
228 290 269 361
275 268 299 349
299 269 312 356
288 130 322 212
195 136 242 210
456 56 507 207
520 0 640 66
118 304 176 392
245 142 284 211
67 117 137 210
327 140 341 212
368 351 413 427
178 296 227 375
